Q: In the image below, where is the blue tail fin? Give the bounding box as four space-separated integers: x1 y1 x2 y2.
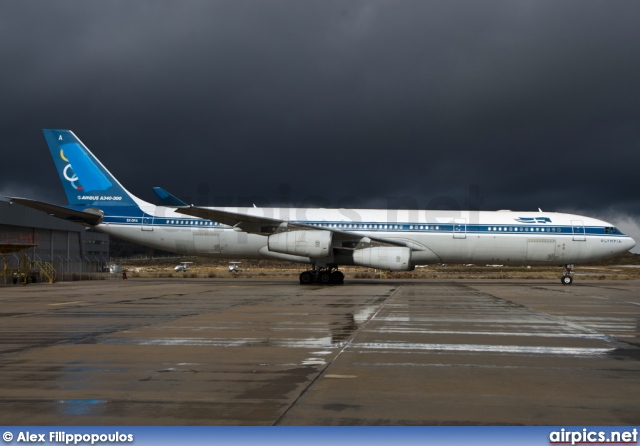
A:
43 129 139 207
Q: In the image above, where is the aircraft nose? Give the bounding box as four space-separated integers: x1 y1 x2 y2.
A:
625 236 637 252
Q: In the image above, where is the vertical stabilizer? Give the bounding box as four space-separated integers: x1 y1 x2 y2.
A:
43 129 139 207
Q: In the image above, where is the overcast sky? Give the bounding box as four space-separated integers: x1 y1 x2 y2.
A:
1 1 639 249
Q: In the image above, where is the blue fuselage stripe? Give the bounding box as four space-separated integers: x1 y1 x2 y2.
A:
99 216 627 238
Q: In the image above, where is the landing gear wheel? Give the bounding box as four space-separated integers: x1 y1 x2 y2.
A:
299 271 313 285
319 272 332 284
330 271 344 284
561 275 573 285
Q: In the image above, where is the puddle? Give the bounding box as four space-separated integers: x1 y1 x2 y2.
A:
352 342 613 356
323 403 362 412
130 336 342 348
301 358 326 366
607 347 640 361
57 399 106 416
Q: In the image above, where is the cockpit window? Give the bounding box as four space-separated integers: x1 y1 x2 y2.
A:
603 227 619 234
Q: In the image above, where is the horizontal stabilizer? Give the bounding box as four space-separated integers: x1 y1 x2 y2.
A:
7 197 103 226
152 187 188 207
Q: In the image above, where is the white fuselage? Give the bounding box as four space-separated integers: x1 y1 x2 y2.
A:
97 205 636 267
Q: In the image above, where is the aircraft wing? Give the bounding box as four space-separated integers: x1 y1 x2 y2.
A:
176 205 421 250
177 205 285 234
7 197 104 226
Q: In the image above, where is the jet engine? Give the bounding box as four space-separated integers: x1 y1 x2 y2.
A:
352 246 413 271
267 230 333 257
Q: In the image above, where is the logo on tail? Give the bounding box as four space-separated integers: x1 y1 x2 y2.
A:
58 142 112 192
43 130 136 207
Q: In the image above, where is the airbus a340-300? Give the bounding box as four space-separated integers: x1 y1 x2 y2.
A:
9 130 636 285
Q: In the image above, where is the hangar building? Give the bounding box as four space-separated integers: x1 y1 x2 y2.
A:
0 200 109 284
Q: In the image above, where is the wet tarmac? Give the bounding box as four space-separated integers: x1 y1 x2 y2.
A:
0 278 638 425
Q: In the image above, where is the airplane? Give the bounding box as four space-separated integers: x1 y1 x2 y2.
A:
174 261 193 272
228 262 241 273
7 129 636 286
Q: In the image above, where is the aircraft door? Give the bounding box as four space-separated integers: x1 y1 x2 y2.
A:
571 220 586 241
141 215 154 231
453 218 466 239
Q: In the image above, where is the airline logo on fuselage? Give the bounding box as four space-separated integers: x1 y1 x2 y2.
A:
515 217 552 224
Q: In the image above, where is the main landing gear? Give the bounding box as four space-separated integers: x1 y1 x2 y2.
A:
561 264 574 285
299 267 344 285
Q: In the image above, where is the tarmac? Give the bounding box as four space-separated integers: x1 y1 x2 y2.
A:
0 278 638 425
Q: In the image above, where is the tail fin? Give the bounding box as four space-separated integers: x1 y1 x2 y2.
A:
43 129 140 207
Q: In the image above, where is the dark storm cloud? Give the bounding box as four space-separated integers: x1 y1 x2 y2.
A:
1 0 639 242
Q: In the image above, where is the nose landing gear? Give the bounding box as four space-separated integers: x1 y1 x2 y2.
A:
561 264 574 285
